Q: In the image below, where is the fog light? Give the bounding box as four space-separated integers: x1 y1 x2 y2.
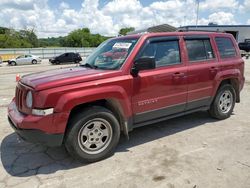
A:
32 108 54 116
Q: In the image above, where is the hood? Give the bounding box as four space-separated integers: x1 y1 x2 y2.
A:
21 66 119 91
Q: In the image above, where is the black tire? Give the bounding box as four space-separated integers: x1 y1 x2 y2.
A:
55 60 60 64
65 106 120 163
75 59 80 64
10 61 16 66
32 59 37 64
209 84 236 120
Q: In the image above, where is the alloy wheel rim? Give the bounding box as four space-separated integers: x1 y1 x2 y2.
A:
78 118 113 154
218 90 233 114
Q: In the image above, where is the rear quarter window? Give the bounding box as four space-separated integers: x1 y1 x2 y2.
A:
215 37 237 58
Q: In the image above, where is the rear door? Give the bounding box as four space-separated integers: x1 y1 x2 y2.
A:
16 55 26 65
61 53 69 62
68 53 74 62
184 35 219 110
132 37 188 125
24 55 32 64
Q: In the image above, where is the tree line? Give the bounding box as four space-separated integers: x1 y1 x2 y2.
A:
0 27 134 48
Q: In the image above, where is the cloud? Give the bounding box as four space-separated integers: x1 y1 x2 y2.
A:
59 2 70 10
208 12 236 25
239 0 250 12
200 0 239 11
199 12 236 25
0 0 247 38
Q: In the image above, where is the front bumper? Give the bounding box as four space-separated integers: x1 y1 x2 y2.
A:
7 100 69 146
8 117 63 147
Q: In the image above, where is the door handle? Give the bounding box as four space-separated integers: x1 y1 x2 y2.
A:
209 67 219 72
172 72 185 78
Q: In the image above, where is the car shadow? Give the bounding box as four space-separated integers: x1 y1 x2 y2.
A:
1 111 218 177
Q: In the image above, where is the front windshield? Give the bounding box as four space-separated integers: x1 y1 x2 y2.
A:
81 37 139 70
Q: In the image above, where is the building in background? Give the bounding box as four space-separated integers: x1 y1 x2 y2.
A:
178 24 250 43
129 23 250 44
127 24 176 35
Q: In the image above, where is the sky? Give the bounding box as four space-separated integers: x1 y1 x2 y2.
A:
0 0 249 38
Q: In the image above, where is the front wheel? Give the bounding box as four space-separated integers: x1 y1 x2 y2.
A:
209 84 236 120
65 106 120 162
32 60 37 64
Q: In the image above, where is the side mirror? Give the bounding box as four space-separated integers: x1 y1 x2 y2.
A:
131 57 156 77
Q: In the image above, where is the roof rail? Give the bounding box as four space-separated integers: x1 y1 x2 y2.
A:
178 29 225 33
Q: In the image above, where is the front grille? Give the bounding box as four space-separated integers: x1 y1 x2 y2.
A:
15 86 25 111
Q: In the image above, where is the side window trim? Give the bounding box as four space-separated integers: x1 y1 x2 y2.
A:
154 41 182 68
136 37 182 68
215 37 237 59
135 36 181 65
184 35 210 40
136 37 180 59
185 38 216 63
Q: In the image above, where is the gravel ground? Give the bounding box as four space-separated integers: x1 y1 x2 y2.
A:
0 59 250 188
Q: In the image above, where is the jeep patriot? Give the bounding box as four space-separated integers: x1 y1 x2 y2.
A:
8 32 245 162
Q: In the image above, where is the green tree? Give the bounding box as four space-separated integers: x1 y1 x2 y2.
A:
62 28 107 47
0 27 38 48
119 27 135 35
19 29 38 47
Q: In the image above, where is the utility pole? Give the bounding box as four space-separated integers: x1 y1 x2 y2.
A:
196 0 200 27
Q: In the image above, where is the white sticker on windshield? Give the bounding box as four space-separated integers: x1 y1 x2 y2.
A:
113 42 132 49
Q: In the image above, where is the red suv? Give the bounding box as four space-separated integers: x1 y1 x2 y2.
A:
8 32 245 162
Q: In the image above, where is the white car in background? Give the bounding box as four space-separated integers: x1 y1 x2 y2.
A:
8 54 42 66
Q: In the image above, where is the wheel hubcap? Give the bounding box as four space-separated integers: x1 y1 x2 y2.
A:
78 118 112 154
218 90 233 113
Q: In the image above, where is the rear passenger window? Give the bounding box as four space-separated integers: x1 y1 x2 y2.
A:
215 37 237 58
185 39 215 62
140 40 181 67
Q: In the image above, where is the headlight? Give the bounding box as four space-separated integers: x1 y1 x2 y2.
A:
26 91 33 108
32 108 54 116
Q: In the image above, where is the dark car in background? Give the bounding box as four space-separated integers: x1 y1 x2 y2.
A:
239 39 250 52
49 52 82 64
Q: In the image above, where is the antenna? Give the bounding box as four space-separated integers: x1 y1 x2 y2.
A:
196 0 200 27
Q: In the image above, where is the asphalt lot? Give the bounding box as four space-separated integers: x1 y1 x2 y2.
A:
0 59 250 188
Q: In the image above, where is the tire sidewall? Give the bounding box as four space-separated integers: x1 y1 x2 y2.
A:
212 84 236 119
32 60 37 64
65 107 120 162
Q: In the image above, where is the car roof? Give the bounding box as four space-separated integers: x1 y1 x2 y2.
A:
118 31 233 39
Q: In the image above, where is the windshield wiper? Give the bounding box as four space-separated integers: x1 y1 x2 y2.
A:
80 63 98 69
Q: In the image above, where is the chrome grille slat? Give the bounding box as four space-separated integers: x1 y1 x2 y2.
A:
20 89 23 108
15 83 30 114
15 86 24 111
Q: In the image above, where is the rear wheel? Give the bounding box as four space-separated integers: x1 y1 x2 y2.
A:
209 84 236 120
32 60 37 64
10 61 16 66
65 106 120 162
